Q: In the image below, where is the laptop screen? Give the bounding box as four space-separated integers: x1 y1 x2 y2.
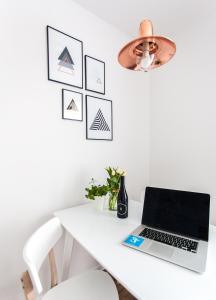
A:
142 187 210 241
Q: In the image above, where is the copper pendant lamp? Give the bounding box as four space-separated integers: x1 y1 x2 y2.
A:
118 20 176 72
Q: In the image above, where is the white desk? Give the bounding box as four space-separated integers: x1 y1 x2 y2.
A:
54 201 216 300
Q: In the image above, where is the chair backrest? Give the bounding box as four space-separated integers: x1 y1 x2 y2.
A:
23 217 63 295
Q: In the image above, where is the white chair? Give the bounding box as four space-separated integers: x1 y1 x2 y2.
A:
21 217 119 300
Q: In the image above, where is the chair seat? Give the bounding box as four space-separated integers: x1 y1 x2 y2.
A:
42 270 119 300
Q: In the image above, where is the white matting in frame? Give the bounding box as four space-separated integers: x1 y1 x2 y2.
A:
86 95 113 141
85 55 105 94
47 26 83 88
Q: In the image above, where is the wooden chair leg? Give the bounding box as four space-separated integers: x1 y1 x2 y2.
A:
21 271 36 300
49 248 58 288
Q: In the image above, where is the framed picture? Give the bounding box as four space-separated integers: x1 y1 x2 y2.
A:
85 55 105 94
86 95 113 141
62 89 83 121
47 26 83 88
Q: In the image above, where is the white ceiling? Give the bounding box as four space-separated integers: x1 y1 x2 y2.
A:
73 0 215 38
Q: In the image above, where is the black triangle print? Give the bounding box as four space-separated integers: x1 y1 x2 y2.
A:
67 99 78 111
90 109 110 131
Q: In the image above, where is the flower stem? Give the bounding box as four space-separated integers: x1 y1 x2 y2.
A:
109 193 118 211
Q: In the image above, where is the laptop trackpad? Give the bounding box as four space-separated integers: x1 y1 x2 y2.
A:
148 242 174 258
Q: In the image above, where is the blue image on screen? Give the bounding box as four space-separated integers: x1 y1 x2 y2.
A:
124 235 144 247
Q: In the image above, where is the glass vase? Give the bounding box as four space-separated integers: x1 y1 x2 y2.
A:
108 193 118 211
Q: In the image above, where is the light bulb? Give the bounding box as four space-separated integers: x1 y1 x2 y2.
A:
140 53 154 70
135 52 154 71
134 41 154 71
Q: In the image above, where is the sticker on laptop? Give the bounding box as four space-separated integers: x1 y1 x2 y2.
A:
124 235 144 247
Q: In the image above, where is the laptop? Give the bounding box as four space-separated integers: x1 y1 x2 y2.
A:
123 187 210 273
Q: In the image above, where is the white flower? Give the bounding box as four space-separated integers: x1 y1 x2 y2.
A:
111 170 115 176
116 168 123 174
122 171 127 176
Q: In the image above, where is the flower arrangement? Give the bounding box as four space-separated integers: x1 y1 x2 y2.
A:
85 167 126 210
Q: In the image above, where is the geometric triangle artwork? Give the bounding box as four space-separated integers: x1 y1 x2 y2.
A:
58 47 75 74
90 109 110 131
96 78 102 84
67 99 79 111
58 47 74 64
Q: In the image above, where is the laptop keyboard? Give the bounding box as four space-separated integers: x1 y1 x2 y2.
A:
139 228 198 253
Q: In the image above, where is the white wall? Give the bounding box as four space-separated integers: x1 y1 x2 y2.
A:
150 9 216 225
0 0 150 299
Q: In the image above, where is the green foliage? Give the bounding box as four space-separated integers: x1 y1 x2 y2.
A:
85 167 126 200
85 184 109 200
106 167 121 194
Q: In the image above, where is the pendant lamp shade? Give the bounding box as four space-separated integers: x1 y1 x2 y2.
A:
118 20 176 72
